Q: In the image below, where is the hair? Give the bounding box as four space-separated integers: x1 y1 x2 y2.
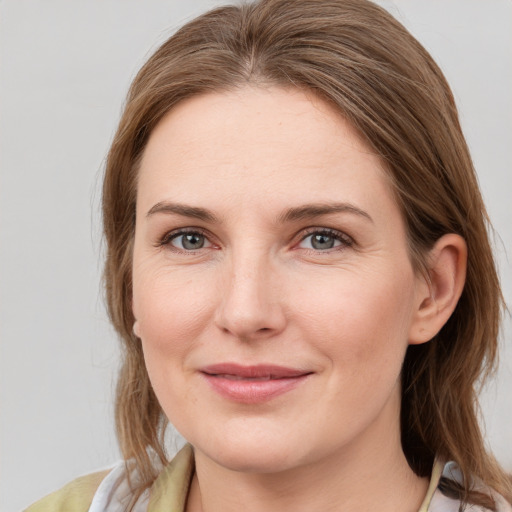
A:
102 0 511 508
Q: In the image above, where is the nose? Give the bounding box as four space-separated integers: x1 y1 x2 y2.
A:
214 253 287 341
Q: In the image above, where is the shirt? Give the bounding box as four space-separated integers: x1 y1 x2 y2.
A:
25 445 512 512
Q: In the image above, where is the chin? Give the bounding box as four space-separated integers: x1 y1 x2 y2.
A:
206 447 299 474
191 426 307 474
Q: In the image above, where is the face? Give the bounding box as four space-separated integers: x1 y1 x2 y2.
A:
132 86 426 474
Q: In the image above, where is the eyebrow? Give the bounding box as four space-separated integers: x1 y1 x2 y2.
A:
146 202 219 222
146 201 373 224
278 203 373 224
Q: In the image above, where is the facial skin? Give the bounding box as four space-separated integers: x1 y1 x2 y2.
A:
132 87 465 512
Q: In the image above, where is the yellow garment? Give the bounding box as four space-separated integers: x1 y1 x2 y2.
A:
24 445 194 512
26 445 441 512
24 469 111 512
147 444 195 511
418 458 444 512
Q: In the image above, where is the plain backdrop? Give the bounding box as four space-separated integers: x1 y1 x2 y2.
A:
1 1 511 510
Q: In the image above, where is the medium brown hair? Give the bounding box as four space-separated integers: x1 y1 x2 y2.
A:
102 0 511 507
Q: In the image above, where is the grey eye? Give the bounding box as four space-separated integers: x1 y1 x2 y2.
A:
299 232 344 250
171 233 210 250
311 234 336 250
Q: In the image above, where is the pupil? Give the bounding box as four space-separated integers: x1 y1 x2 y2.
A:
312 234 334 250
182 234 204 250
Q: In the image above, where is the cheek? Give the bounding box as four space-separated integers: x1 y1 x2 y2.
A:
132 266 216 367
132 268 217 424
293 265 416 375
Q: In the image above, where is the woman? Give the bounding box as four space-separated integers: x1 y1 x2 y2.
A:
26 0 511 511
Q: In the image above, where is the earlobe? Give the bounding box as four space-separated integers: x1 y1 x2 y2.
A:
133 319 141 338
132 297 140 338
132 297 141 338
409 234 467 345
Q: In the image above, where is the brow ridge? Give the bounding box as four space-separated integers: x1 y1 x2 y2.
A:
146 202 218 222
279 203 373 223
146 201 372 225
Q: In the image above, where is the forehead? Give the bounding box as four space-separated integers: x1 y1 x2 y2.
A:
137 86 396 218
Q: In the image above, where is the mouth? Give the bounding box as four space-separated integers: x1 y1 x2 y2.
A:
199 363 313 403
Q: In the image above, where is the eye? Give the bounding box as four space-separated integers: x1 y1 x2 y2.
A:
162 230 213 251
298 229 352 251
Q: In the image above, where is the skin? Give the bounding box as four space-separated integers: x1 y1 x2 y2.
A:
132 86 466 512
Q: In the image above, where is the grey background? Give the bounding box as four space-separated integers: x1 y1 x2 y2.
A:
0 1 510 511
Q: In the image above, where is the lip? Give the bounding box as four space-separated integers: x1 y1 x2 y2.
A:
199 363 313 404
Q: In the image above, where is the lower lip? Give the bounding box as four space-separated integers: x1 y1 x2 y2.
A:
201 373 311 404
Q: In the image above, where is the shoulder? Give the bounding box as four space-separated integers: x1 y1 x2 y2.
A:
429 489 512 512
24 469 111 512
23 445 195 512
427 461 512 512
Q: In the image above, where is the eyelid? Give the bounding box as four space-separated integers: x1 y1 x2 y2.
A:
295 227 354 250
156 227 215 250
155 225 354 252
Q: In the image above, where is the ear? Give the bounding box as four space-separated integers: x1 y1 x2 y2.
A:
131 297 141 338
409 234 467 345
133 320 141 338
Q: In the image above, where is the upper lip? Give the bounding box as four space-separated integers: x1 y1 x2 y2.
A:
200 363 312 379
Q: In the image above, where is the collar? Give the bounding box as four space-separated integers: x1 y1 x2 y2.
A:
148 444 195 512
147 447 446 512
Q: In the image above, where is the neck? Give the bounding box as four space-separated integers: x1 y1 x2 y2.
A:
186 395 429 512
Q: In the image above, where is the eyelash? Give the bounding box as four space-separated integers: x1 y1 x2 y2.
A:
298 228 354 252
156 227 212 253
156 227 354 253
